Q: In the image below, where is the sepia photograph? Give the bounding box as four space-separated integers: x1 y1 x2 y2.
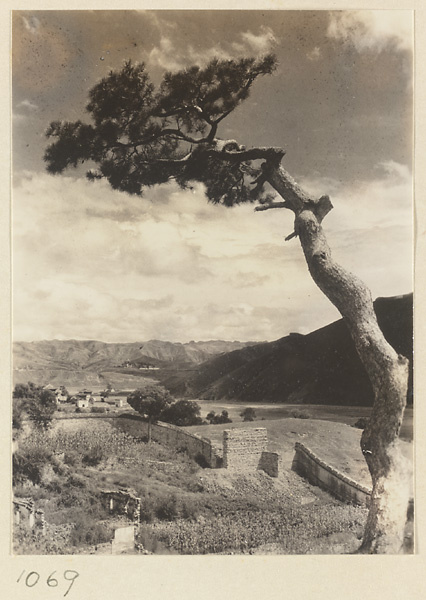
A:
11 8 414 560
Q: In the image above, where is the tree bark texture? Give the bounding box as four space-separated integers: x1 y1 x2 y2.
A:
266 164 411 554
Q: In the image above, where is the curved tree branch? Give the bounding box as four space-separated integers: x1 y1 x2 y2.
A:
205 144 286 164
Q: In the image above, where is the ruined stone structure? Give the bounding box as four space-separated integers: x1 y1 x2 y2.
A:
222 428 280 477
13 498 46 534
258 451 281 478
292 442 372 506
223 428 268 470
100 488 141 525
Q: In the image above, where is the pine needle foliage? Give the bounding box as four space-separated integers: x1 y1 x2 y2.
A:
44 55 278 204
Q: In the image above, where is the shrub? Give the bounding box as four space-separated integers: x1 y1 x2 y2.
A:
13 397 27 431
66 473 87 488
13 524 71 555
63 451 81 467
155 493 199 522
240 407 256 422
287 409 311 419
140 499 156 524
57 489 86 508
353 417 369 430
91 406 106 413
180 497 200 521
13 447 54 486
46 479 63 494
69 515 113 547
82 447 104 467
206 410 232 425
156 494 181 521
160 400 203 426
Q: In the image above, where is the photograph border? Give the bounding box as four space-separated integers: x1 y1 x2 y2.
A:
2 2 426 599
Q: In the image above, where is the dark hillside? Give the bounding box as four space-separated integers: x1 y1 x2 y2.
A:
176 294 413 406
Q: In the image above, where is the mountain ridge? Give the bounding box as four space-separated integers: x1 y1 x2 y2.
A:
13 338 258 384
167 294 413 406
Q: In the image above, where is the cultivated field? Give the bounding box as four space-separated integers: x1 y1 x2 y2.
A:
13 400 414 555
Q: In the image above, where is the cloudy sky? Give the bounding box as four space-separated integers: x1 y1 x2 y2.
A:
12 10 413 343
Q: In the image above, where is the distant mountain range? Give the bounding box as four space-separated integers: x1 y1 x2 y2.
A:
12 338 257 389
13 293 412 406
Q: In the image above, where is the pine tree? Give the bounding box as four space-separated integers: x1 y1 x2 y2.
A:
44 55 411 553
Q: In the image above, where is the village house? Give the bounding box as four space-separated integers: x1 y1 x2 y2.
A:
71 389 95 408
76 389 94 401
43 384 68 404
76 398 90 409
54 387 68 403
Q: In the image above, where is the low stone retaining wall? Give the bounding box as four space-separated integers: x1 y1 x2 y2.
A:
292 442 372 506
117 417 222 468
53 413 118 420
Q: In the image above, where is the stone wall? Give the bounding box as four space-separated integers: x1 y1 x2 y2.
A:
117 417 222 468
259 451 281 478
223 428 268 471
292 442 371 506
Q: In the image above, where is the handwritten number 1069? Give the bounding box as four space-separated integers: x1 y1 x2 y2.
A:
17 570 79 596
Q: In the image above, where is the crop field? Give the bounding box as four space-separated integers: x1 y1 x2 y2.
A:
13 395 414 556
13 414 379 555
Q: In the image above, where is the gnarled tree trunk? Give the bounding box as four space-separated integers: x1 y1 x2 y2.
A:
264 162 411 553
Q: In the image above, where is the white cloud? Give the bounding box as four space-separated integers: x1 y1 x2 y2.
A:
327 10 413 53
12 164 412 343
148 26 277 72
148 37 186 72
298 160 412 298
16 99 38 112
236 26 277 55
306 46 321 61
13 99 39 123
22 15 40 35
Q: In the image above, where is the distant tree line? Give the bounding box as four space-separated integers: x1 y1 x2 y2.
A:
205 410 233 425
126 385 261 441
